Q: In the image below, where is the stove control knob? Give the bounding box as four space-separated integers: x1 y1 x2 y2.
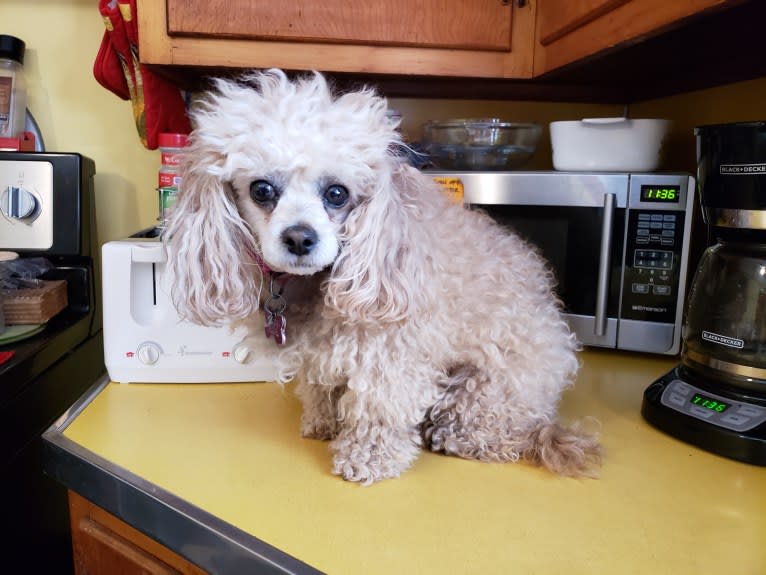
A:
232 343 251 364
1 186 37 219
137 342 161 365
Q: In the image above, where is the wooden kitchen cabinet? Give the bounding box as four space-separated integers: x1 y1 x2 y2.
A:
137 0 537 79
135 0 761 101
534 0 741 75
69 491 208 575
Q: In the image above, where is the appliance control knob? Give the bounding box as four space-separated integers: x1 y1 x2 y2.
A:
232 343 251 364
1 186 37 219
137 342 161 365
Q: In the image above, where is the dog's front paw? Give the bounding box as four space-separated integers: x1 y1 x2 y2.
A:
332 450 405 485
330 428 419 485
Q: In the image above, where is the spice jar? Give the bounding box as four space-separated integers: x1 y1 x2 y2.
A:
157 132 188 226
0 35 26 140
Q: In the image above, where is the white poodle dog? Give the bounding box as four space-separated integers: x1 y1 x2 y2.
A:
165 69 601 485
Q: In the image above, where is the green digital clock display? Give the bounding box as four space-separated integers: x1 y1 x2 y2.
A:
641 185 681 203
691 393 729 413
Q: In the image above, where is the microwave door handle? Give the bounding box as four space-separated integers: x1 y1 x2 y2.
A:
594 192 615 337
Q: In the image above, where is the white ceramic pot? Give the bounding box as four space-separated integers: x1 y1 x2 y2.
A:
550 118 670 172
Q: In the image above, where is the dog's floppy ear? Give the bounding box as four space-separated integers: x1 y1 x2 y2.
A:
164 146 263 326
325 165 432 323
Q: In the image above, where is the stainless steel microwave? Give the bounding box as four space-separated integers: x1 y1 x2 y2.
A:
428 171 696 355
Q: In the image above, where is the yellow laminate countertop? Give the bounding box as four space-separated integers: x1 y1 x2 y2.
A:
56 350 766 574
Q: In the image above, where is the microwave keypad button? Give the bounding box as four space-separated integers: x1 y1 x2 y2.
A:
653 285 672 296
634 250 673 269
637 229 650 236
638 213 651 220
650 234 662 242
650 214 664 221
661 238 674 246
650 221 663 229
661 229 675 237
632 283 651 294
662 222 676 229
663 214 677 222
636 237 649 244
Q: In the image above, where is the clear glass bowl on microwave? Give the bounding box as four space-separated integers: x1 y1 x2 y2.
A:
421 118 541 170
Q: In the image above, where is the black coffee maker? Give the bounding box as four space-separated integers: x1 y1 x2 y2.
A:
642 121 766 465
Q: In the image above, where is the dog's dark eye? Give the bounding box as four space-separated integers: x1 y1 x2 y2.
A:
250 180 278 204
323 184 349 208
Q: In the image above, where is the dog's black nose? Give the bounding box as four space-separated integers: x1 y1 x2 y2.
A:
281 224 319 256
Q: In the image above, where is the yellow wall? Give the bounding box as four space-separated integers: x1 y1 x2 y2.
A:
632 77 766 173
3 0 765 249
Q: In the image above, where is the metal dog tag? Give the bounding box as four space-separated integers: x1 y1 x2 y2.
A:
264 308 287 345
263 274 288 345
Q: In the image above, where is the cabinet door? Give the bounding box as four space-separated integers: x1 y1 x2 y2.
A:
535 0 738 74
137 0 537 79
538 0 631 45
167 0 512 51
69 492 208 575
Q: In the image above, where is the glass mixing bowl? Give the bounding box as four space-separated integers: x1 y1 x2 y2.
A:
422 118 541 170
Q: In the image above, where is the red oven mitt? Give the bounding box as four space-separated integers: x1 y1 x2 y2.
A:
95 0 190 149
93 22 130 101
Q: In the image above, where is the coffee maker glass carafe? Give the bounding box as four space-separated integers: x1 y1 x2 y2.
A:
683 241 766 392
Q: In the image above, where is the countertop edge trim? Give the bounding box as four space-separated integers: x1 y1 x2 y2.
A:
42 380 325 575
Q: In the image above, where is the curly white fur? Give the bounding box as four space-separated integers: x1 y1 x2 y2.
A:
165 69 601 484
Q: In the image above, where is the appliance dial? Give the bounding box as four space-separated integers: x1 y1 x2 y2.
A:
1 186 37 219
137 342 161 365
232 343 251 364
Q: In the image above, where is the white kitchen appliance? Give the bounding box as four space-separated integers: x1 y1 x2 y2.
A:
102 237 278 383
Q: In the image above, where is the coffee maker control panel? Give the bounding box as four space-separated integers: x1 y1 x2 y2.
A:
0 159 54 250
661 378 766 432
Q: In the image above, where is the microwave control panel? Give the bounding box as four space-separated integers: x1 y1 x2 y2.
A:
621 209 686 324
621 175 693 329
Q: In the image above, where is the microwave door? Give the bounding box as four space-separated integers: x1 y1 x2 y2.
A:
468 181 627 350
